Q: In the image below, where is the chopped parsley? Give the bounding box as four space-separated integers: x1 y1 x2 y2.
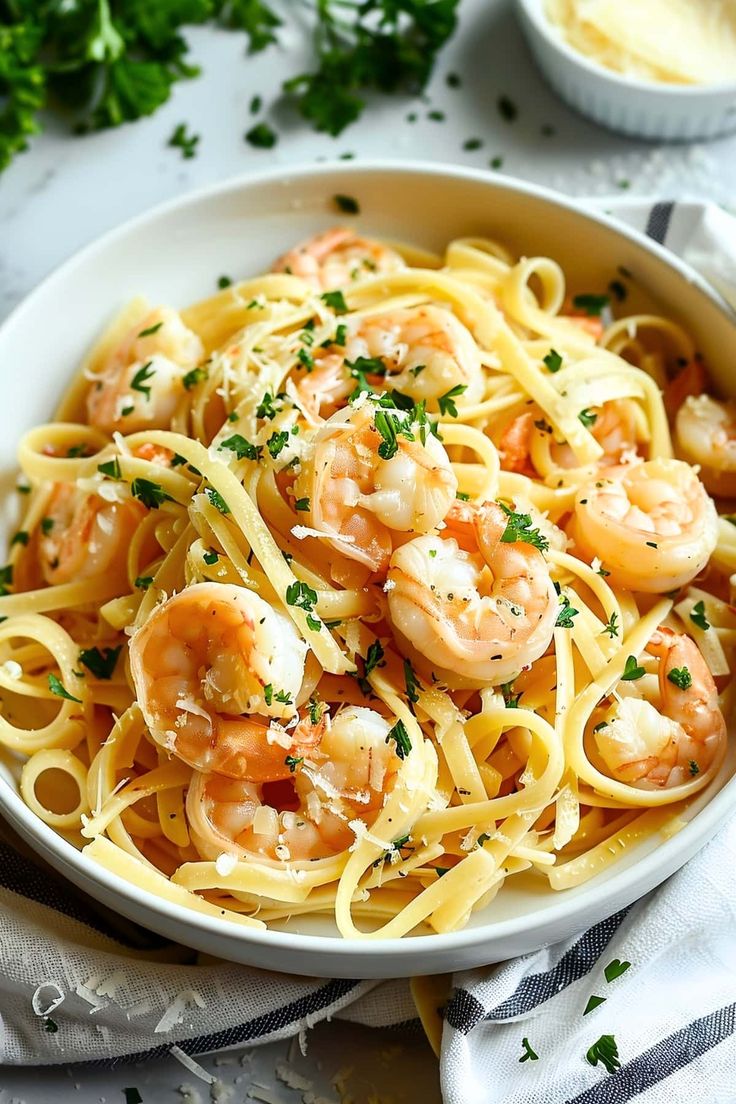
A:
585 1034 620 1074
447 72 461 88
205 487 231 515
608 279 627 302
0 565 12 595
98 457 121 480
578 408 598 428
134 575 153 590
498 502 549 551
130 360 155 399
667 666 692 690
689 760 700 776
602 612 619 639
79 646 121 680
66 443 90 458
583 995 607 1016
690 600 710 631
497 94 517 122
334 193 359 214
217 275 233 289
257 391 283 420
182 366 208 391
489 155 504 170
463 137 482 151
286 580 318 612
386 719 411 760
604 958 631 982
250 94 262 114
437 384 467 418
427 109 445 122
219 434 262 461
169 122 199 159
285 755 303 772
320 289 348 314
621 655 645 681
518 1037 539 1063
138 321 163 338
11 530 29 547
374 409 414 461
48 673 81 704
364 640 385 677
123 1090 143 1104
298 347 314 371
274 688 292 704
593 721 608 733
130 478 172 509
245 122 278 148
266 430 290 459
572 293 610 316
263 683 273 706
44 1017 59 1033
334 323 347 346
501 680 522 709
556 594 579 629
203 550 219 565
404 658 420 705
543 348 562 373
294 497 310 512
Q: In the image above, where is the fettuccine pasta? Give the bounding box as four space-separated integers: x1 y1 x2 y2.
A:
1 224 733 938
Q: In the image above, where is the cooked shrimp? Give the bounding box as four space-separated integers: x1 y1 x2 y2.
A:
386 500 559 685
594 629 726 789
498 399 644 476
186 706 400 861
675 394 736 496
272 227 405 291
294 399 457 575
39 484 143 587
86 307 203 434
570 458 718 593
341 305 485 411
129 582 317 778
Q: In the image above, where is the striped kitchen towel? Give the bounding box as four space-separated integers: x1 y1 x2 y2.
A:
0 199 734 1104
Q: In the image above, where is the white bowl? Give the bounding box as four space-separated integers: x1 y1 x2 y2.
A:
1 162 736 979
516 0 736 141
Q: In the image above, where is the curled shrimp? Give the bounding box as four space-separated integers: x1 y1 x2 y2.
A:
570 458 718 593
386 500 559 685
294 399 457 576
86 307 203 435
272 227 405 291
291 304 485 419
675 394 736 497
186 706 400 862
594 629 726 789
39 484 143 587
498 399 644 476
129 582 318 778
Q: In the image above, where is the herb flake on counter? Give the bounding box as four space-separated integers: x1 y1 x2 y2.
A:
463 137 482 151
489 155 504 170
604 958 631 982
245 122 278 148
217 275 233 289
169 123 199 159
583 995 607 1016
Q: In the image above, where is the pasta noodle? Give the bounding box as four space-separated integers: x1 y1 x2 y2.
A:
0 224 733 939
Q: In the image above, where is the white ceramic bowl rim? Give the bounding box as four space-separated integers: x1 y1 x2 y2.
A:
2 159 736 964
518 0 736 97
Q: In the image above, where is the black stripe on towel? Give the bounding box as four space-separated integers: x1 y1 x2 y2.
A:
94 978 364 1069
644 202 675 245
0 842 172 949
445 907 631 1034
568 1001 736 1104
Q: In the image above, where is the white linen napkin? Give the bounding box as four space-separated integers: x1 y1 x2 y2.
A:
0 199 734 1101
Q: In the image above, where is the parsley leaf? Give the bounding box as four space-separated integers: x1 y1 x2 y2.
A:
543 348 562 373
585 1034 620 1074
602 611 619 639
364 640 385 677
130 360 155 399
168 122 199 159
48 673 81 704
219 434 262 461
98 457 121 480
385 719 412 760
604 958 631 982
205 487 230 515
584 995 607 1016
404 658 420 704
573 293 610 317
667 666 692 690
621 655 645 681
579 408 598 428
518 1037 539 1063
690 600 710 631
556 594 579 629
437 384 467 418
182 366 208 391
79 646 121 680
285 754 303 772
245 121 277 148
285 580 318 612
131 478 172 509
320 289 348 314
498 502 549 551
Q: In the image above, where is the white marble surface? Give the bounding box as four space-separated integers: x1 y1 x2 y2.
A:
0 0 735 1099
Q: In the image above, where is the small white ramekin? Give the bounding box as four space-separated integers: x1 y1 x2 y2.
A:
516 0 736 141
